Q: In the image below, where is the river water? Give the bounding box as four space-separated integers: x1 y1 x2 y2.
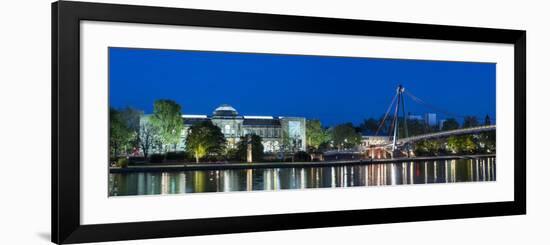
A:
109 157 495 196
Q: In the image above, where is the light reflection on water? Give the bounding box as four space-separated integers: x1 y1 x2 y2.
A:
109 157 496 196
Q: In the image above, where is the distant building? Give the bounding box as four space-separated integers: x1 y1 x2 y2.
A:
141 104 306 154
425 113 437 127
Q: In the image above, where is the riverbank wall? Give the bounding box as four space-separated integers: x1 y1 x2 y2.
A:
109 154 496 173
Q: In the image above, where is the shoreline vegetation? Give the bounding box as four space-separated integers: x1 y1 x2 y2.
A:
110 154 495 173
110 100 496 169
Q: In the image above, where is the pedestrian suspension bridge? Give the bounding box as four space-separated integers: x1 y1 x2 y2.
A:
371 85 496 158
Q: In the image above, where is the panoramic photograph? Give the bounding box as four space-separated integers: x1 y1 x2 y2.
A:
108 47 496 196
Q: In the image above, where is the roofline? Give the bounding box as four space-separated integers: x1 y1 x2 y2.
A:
243 116 274 119
181 114 208 118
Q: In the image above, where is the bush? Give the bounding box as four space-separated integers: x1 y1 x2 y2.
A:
116 158 129 168
293 151 311 162
165 151 188 161
235 134 264 162
224 148 239 161
149 153 165 163
128 156 146 164
203 154 226 162
261 153 280 162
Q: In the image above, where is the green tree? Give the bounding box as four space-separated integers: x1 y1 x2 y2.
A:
447 135 477 154
236 134 264 162
138 118 159 159
478 131 496 153
150 100 183 152
414 139 442 156
119 107 142 150
427 140 441 154
442 118 460 131
331 123 362 150
109 108 133 157
119 107 142 132
463 116 479 128
185 121 226 163
404 119 426 137
360 118 379 134
397 118 430 138
461 135 477 153
414 140 428 156
447 136 461 154
306 119 328 151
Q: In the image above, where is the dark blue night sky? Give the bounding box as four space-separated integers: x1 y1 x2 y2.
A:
109 47 496 126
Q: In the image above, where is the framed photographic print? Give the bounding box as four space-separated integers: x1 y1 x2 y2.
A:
52 1 526 244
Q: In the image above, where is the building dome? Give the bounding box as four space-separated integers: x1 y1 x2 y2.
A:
213 104 238 117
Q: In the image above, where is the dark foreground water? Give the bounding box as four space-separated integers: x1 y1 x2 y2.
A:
109 157 495 196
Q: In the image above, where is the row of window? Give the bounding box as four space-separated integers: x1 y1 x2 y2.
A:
218 123 283 138
181 123 284 139
243 127 280 138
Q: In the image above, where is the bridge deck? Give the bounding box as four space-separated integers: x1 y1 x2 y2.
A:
397 125 496 144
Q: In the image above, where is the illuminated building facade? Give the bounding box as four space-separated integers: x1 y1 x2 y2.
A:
141 104 306 153
360 135 391 159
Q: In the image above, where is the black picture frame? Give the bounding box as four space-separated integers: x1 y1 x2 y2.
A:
52 1 526 244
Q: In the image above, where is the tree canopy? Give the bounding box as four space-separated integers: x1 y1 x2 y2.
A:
330 123 362 150
149 100 183 152
236 134 264 162
138 118 160 158
359 118 379 135
398 119 427 138
414 139 442 156
478 131 496 153
119 107 142 132
463 116 479 128
185 121 226 163
442 118 459 131
306 120 328 151
447 135 477 154
109 108 135 157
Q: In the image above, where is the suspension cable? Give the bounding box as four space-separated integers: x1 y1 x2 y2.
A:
375 93 398 136
404 90 466 119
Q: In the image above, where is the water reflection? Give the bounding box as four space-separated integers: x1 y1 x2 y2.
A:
109 157 496 196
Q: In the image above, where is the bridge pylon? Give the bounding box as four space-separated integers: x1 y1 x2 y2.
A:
390 84 408 152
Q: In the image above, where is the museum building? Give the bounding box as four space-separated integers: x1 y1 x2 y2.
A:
141 104 306 153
